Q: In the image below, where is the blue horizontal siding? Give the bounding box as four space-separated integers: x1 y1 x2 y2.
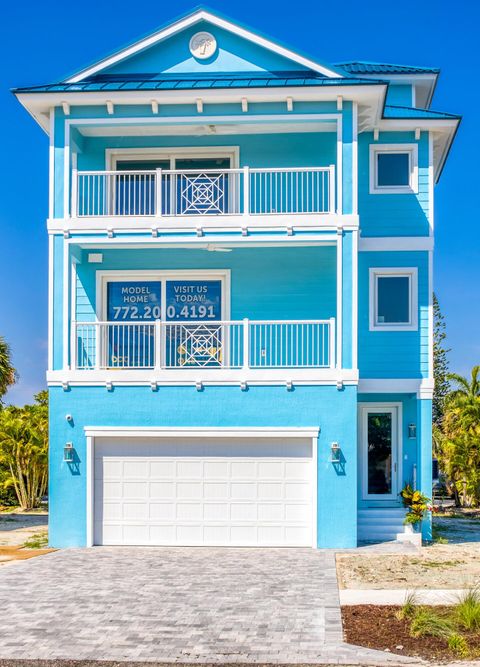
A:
358 251 429 378
358 131 430 237
75 246 337 322
77 131 337 171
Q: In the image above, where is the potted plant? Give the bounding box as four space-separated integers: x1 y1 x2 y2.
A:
400 483 431 532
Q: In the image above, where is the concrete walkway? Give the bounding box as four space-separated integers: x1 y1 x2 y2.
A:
0 547 417 664
341 588 468 606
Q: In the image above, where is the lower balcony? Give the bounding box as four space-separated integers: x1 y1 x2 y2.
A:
72 319 336 381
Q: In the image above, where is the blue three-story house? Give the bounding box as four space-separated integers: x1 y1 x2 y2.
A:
14 8 460 548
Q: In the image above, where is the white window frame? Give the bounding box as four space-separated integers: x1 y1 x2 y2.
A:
106 146 240 171
358 403 402 501
96 269 231 322
369 143 418 194
369 267 418 332
106 147 240 216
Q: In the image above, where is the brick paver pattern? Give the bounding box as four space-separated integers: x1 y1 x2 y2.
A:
0 547 418 664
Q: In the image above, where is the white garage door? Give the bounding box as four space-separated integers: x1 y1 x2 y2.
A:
94 437 314 547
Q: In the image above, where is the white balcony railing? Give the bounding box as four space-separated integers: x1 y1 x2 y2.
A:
73 319 335 371
72 166 335 218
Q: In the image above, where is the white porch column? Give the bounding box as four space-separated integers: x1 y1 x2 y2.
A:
336 228 343 370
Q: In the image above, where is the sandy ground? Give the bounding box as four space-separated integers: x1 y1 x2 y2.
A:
0 511 51 566
337 517 480 590
0 511 48 547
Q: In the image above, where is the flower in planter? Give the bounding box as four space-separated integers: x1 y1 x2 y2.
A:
400 483 430 526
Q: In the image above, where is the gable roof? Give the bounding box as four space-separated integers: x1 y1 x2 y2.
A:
65 7 345 84
336 61 439 75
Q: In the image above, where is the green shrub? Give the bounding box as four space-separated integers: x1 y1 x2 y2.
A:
448 633 469 658
455 587 480 631
396 591 418 620
409 608 454 638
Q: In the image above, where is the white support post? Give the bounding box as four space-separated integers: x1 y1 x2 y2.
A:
336 230 343 370
170 172 176 216
95 323 101 371
243 166 250 216
329 317 336 369
329 165 335 215
70 321 77 370
242 318 250 370
71 168 78 218
155 168 162 217
154 319 162 371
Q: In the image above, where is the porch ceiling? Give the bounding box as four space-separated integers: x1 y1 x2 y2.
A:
76 119 337 137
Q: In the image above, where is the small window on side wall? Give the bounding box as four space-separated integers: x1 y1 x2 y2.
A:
370 144 418 194
369 268 418 331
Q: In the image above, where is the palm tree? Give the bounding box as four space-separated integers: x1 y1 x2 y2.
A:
0 396 48 510
448 366 480 403
439 365 480 506
0 336 16 404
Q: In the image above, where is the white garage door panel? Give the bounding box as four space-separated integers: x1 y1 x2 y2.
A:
94 437 314 547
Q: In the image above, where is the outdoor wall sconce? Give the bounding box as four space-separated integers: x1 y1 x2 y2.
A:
408 423 417 439
64 442 74 463
330 442 341 463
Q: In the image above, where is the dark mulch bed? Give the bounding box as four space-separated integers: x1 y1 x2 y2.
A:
342 605 480 661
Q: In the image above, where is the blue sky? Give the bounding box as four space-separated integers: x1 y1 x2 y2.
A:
1 0 478 405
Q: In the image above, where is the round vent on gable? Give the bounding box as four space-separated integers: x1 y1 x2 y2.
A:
189 32 217 60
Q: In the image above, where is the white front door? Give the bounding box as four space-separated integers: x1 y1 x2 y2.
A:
94 436 314 547
359 405 401 501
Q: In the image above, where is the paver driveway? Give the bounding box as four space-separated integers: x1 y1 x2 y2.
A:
0 548 417 664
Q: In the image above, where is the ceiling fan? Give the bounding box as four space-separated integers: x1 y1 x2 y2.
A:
206 244 232 253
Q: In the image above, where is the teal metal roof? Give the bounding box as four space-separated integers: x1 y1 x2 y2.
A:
384 105 460 120
337 61 439 75
13 72 386 94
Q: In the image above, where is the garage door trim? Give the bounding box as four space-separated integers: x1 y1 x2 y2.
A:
85 427 319 548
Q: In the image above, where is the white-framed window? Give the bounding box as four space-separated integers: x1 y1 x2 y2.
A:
95 269 231 322
106 146 240 171
369 143 418 194
369 268 418 331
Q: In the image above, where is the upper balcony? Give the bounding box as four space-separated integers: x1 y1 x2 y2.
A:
72 165 335 223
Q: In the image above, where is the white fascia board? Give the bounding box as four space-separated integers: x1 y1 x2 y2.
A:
47 217 359 236
15 84 386 135
66 10 343 83
47 368 359 384
359 237 434 252
358 378 434 399
83 426 321 438
378 118 458 131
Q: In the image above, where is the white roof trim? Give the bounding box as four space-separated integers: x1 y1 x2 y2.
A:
83 426 320 438
66 9 343 83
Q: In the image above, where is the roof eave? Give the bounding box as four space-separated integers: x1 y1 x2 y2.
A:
13 81 388 135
